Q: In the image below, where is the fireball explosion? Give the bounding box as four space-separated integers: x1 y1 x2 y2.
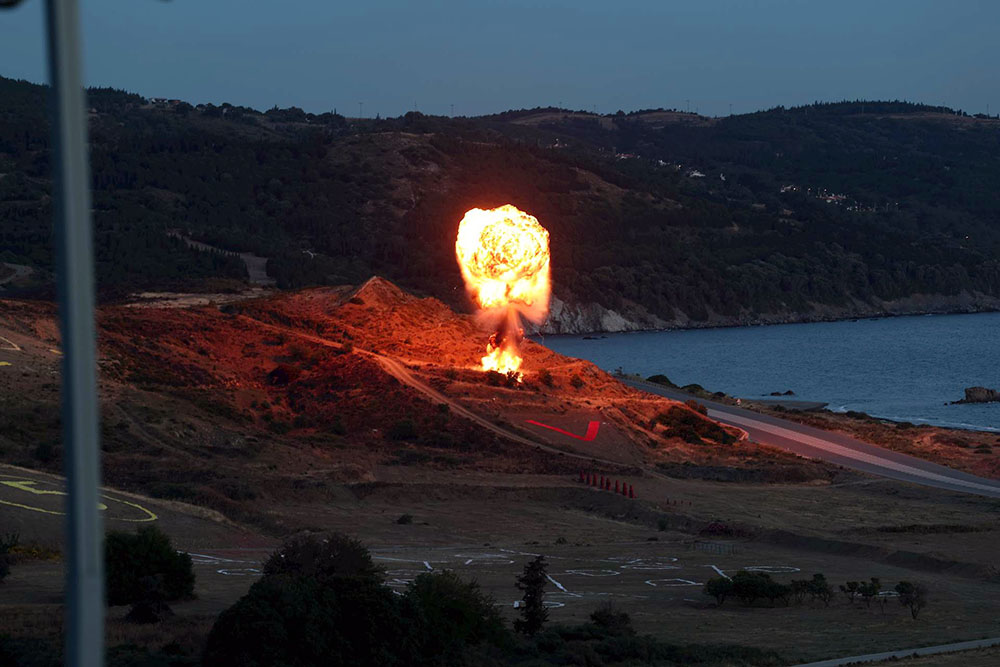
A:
455 204 551 379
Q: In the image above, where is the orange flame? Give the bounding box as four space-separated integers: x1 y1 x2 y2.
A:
456 205 551 378
482 341 522 376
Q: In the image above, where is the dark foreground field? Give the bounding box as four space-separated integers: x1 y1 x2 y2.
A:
1 282 999 664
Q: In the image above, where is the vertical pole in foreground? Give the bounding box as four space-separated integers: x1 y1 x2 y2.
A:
45 0 105 665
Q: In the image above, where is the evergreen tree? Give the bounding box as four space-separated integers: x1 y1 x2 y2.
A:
514 555 548 636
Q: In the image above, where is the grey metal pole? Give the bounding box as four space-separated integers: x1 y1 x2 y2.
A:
44 0 105 665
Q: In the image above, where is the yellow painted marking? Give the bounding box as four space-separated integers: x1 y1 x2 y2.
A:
0 361 10 367
49 349 61 355
2 480 107 510
0 499 63 515
0 477 157 522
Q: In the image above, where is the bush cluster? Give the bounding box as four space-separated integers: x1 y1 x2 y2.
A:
704 571 928 618
204 533 505 667
105 526 194 606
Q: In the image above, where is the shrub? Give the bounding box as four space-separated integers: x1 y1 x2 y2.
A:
329 414 347 435
537 369 554 387
0 532 18 583
570 375 585 389
105 526 194 606
388 419 417 441
684 399 708 415
790 578 810 604
703 576 734 606
589 601 635 636
808 573 834 606
262 533 383 584
267 420 290 435
655 406 736 445
396 514 414 525
32 440 58 464
646 374 676 387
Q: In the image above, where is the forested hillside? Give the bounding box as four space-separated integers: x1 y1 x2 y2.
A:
3 75 1000 328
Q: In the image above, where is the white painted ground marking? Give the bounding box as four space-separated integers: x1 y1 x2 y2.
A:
745 565 800 574
385 569 425 577
709 565 730 579
387 578 415 588
423 561 433 571
499 548 567 560
546 574 568 593
186 552 251 565
644 578 700 587
715 410 1000 494
622 561 681 571
548 592 584 600
455 553 515 565
217 568 262 576
507 598 564 609
564 569 621 577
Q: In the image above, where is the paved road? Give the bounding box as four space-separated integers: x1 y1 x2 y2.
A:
623 379 1000 499
795 636 1000 666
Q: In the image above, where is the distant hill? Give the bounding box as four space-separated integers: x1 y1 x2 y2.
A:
3 75 1000 330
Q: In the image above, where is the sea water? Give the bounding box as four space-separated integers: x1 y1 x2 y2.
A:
538 312 1000 432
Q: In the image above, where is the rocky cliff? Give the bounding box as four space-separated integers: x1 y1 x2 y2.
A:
536 290 1000 335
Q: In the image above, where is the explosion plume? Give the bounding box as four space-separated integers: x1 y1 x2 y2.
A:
455 204 551 378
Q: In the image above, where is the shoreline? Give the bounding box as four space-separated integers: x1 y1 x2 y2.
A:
538 302 1000 337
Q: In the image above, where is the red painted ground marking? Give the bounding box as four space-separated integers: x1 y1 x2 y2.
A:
525 419 601 442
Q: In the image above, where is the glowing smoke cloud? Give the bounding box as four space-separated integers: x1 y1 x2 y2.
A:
455 204 551 378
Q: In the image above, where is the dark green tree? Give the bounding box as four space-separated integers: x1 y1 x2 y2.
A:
514 555 548 636
104 525 194 606
404 570 508 665
731 570 771 607
262 532 383 584
703 576 734 606
857 577 882 608
840 580 861 605
807 573 833 607
203 574 403 667
895 581 928 619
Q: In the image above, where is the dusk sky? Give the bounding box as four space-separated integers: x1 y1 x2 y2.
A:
1 0 997 118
